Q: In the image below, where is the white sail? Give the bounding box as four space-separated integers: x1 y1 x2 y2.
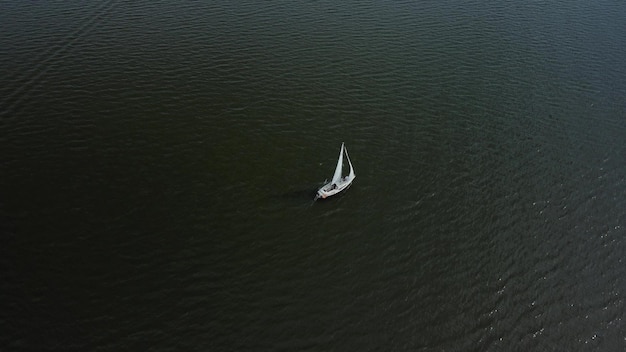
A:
344 145 355 179
331 143 344 184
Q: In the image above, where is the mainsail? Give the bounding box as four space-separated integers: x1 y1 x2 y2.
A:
344 144 355 179
331 143 345 184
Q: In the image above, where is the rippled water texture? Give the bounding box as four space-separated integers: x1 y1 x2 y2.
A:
2 0 626 350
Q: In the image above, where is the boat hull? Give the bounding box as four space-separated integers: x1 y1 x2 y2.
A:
316 176 354 199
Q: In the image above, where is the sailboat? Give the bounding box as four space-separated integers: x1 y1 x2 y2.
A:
316 143 356 199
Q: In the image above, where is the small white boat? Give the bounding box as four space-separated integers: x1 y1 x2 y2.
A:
316 143 355 199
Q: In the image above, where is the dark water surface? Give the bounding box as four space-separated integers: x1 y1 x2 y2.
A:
2 1 626 350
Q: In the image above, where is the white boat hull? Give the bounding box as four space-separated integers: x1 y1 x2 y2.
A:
317 175 355 199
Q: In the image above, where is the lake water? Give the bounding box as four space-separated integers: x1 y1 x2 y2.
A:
2 1 625 350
